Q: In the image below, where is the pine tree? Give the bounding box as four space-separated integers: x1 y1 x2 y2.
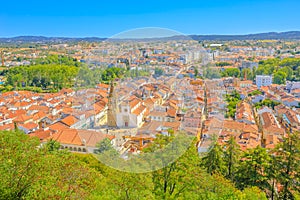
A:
273 132 300 199
236 146 271 191
224 136 241 181
201 137 226 175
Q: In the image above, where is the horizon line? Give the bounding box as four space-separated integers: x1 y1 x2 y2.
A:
1 30 300 39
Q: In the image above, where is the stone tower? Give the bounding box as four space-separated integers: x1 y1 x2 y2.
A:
107 81 118 127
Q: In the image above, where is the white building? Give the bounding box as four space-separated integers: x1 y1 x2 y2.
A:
256 75 272 88
116 99 147 128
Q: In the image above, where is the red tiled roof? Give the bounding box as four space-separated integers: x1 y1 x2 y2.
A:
18 122 38 130
0 123 14 131
14 114 32 123
48 122 69 131
29 129 54 140
48 129 82 145
46 128 114 147
60 115 79 127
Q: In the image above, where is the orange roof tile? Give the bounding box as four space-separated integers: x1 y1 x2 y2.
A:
19 122 38 130
48 122 69 131
60 115 79 127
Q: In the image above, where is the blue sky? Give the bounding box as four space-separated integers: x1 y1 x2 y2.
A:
1 0 299 37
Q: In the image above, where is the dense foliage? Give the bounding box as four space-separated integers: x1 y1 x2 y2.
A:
248 90 263 96
202 65 221 79
0 130 268 200
225 90 241 119
6 64 79 91
34 54 82 67
216 62 232 67
204 57 300 83
257 58 300 82
0 130 96 199
2 54 155 93
200 132 300 199
221 68 240 78
254 99 281 109
2 55 133 92
5 128 298 199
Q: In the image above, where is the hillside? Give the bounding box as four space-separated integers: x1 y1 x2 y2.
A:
1 31 300 43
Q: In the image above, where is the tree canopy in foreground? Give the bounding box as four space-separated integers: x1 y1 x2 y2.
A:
0 130 269 199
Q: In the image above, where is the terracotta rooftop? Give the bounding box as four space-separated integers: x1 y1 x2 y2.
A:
18 122 38 130
60 115 79 127
48 122 69 132
14 114 32 123
29 129 54 141
46 128 114 147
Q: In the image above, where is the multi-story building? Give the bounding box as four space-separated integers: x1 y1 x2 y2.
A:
116 99 147 128
256 75 272 88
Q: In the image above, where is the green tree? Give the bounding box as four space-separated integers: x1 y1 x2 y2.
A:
236 146 271 191
273 132 300 199
94 138 117 155
267 154 279 200
6 64 79 90
0 130 95 200
221 68 240 78
216 62 231 67
241 68 254 80
278 66 293 80
241 187 268 200
93 168 154 200
256 57 300 82
207 69 221 78
43 139 60 152
273 71 287 84
224 136 241 181
34 54 82 67
255 99 280 110
225 90 241 119
248 90 262 97
0 129 270 199
151 140 202 199
101 67 125 83
201 137 226 175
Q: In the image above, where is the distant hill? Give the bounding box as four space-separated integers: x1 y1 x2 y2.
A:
0 36 106 43
189 31 300 41
1 31 300 43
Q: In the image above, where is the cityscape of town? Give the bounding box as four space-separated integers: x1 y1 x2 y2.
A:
1 0 300 199
1 35 299 151
1 30 300 199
